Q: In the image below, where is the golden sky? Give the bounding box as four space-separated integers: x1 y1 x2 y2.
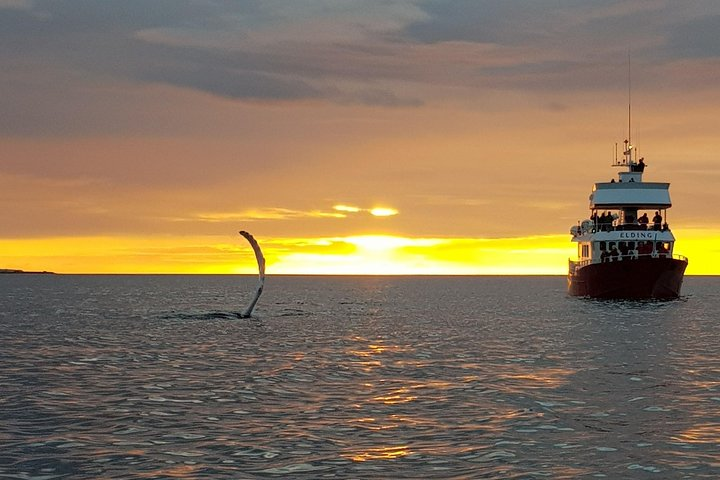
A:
1 1 719 274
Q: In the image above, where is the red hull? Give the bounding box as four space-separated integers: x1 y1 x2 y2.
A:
568 257 687 299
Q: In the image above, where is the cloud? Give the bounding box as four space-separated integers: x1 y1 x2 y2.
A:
333 204 399 217
193 207 346 222
666 15 720 58
3 0 719 137
404 0 558 46
339 88 423 108
194 204 400 223
401 0 720 90
0 0 428 115
141 63 322 102
369 208 399 217
404 0 676 49
0 0 32 10
333 205 362 213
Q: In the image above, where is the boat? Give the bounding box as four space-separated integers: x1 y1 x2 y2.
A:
567 137 688 299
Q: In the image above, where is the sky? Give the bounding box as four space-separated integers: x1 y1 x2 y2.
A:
2 0 719 274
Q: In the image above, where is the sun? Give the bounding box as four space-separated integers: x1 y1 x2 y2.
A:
369 207 399 217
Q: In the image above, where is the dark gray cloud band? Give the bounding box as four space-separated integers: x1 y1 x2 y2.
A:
1 0 719 136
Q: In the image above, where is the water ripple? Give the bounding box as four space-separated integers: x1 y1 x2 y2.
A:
1 275 718 478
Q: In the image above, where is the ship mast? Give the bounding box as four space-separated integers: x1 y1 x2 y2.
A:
615 52 643 181
627 52 631 146
621 52 634 168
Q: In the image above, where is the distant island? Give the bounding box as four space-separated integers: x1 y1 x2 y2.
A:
0 269 56 274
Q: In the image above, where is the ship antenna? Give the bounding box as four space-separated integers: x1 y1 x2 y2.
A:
627 51 632 147
614 142 618 164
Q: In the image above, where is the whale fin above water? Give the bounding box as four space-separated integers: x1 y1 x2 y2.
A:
238 230 265 318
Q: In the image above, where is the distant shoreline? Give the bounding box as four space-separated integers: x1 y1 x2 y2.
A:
0 269 56 275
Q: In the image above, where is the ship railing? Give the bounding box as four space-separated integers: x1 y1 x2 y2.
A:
578 223 670 234
568 258 592 274
570 252 688 272
599 252 684 262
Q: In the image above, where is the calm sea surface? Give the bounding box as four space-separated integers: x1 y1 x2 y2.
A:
1 275 718 479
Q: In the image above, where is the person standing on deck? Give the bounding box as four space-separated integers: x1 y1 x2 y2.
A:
652 211 662 231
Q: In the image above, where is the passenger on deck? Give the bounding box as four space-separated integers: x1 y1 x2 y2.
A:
607 212 616 231
631 158 646 172
652 211 662 231
600 211 613 231
638 213 649 229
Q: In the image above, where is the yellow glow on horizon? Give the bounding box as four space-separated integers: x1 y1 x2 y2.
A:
671 228 720 275
0 230 718 275
344 235 440 251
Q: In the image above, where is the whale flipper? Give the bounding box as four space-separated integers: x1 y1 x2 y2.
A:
238 230 265 318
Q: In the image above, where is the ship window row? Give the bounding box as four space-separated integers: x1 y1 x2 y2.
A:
595 241 672 262
597 241 670 253
579 241 673 262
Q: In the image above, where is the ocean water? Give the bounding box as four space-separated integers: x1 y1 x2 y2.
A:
1 275 718 479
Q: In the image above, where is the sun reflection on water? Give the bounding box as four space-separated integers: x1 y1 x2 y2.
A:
348 342 410 358
347 337 412 374
372 386 418 405
345 445 411 462
139 464 200 478
500 367 576 391
349 417 398 431
672 423 720 444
